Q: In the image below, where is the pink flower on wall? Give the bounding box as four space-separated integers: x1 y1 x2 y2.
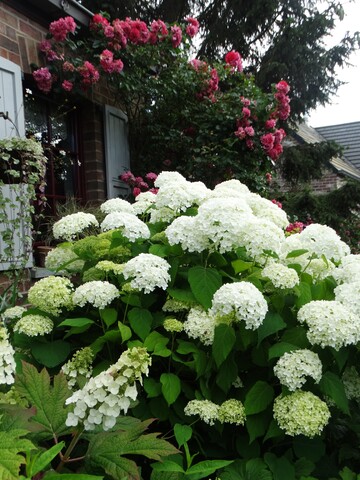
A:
171 25 182 48
149 19 168 44
62 80 73 91
185 17 199 37
225 50 243 72
49 16 76 42
33 67 53 93
90 13 109 31
78 61 100 87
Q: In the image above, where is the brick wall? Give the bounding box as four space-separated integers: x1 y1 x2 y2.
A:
0 3 46 72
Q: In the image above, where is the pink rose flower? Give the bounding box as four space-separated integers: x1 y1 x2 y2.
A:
171 25 182 48
62 80 73 91
225 50 243 72
185 17 199 37
33 67 53 93
49 16 76 42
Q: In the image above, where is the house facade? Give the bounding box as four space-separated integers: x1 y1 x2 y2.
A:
0 0 130 213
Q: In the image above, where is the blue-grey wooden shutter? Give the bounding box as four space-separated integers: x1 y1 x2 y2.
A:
104 105 130 199
0 57 33 270
0 57 25 138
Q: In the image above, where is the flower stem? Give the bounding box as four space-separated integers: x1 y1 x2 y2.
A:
56 428 84 472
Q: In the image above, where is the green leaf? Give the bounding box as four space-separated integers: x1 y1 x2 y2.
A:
257 312 287 345
263 419 284 442
268 342 299 360
212 324 236 368
167 288 197 304
31 340 71 368
149 244 169 257
151 460 185 473
286 249 309 259
185 460 234 479
30 442 65 477
144 331 169 352
44 473 104 479
174 424 192 447
15 362 72 439
246 412 271 444
293 437 326 463
0 429 34 480
128 308 153 341
244 381 274 415
188 266 222 309
86 419 178 480
264 453 296 480
58 317 94 328
294 458 315 477
118 321 132 343
319 371 349 415
160 373 181 405
144 377 162 398
215 354 238 393
100 308 118 328
90 330 122 354
295 282 312 308
231 259 253 274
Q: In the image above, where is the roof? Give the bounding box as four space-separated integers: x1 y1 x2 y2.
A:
291 122 360 181
316 121 360 171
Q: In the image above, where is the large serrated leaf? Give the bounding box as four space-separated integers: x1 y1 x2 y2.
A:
0 429 34 480
86 419 178 480
15 362 72 439
188 266 222 309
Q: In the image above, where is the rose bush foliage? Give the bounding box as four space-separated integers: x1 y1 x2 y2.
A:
32 14 290 191
2 171 360 478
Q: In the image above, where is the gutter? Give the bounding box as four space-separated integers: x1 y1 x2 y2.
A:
47 0 94 24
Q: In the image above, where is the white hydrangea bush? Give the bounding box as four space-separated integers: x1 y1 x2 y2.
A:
4 170 360 478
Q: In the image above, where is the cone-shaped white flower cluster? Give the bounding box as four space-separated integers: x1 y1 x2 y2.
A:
66 347 151 431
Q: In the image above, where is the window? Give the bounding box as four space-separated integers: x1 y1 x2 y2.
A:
23 86 84 217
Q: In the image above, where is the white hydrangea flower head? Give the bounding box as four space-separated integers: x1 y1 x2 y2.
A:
65 347 151 431
306 258 335 280
298 224 350 263
28 276 74 315
95 260 125 275
1 306 26 322
133 191 157 215
273 390 330 438
100 212 150 241
165 215 210 253
342 366 360 401
332 255 360 284
150 206 179 223
100 198 135 215
14 314 54 337
210 282 268 330
154 171 188 188
45 245 85 275
163 318 183 333
298 300 360 350
53 212 99 241
237 217 286 261
184 399 219 425
73 281 119 309
196 198 253 253
218 399 246 425
153 181 208 221
62 347 94 388
183 307 216 345
122 253 171 294
274 349 322 391
0 327 16 385
246 193 289 229
262 262 299 289
334 281 360 316
213 178 251 196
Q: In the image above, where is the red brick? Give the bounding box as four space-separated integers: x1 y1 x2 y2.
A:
18 20 43 42
0 34 18 54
